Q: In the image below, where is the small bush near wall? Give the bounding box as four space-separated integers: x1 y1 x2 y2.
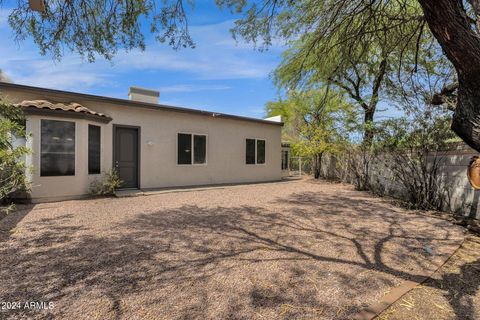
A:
319 106 455 212
374 108 454 210
89 169 122 196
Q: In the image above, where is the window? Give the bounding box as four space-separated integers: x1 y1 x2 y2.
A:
177 133 207 165
88 125 101 174
257 140 265 164
246 139 256 164
178 133 192 164
281 150 289 170
246 138 266 165
194 135 206 164
41 120 75 176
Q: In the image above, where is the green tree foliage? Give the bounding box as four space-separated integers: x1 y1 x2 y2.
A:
0 97 30 212
266 88 355 178
3 0 195 61
0 1 430 63
266 1 450 145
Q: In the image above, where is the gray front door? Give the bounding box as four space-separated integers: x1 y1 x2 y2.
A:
114 126 139 189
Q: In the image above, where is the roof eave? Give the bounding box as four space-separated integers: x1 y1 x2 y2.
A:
24 107 112 123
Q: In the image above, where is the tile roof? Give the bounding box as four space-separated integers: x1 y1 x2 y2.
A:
15 100 109 118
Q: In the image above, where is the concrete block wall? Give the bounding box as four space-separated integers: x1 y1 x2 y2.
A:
320 143 480 219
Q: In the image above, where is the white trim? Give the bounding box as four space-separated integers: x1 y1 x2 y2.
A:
176 132 208 166
39 118 77 177
245 138 267 166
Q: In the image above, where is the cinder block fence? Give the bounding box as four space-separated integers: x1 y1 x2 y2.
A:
319 143 480 220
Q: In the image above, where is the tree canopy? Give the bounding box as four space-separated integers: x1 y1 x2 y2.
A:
3 0 480 150
3 0 195 61
266 88 355 177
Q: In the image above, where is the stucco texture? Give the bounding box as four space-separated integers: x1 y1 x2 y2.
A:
1 86 282 201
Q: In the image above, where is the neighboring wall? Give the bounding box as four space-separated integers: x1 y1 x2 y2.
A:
2 86 282 201
435 143 480 219
320 143 480 219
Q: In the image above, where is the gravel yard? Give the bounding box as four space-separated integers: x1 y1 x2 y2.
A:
0 179 465 320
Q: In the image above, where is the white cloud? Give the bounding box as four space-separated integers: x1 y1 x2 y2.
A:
112 21 282 80
246 106 266 117
159 84 231 93
0 8 11 27
1 57 112 90
0 19 282 91
0 69 13 83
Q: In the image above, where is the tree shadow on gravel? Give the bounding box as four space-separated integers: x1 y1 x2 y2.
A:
434 256 480 320
0 204 35 243
0 190 467 319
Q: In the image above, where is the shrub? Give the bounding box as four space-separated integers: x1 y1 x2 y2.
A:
0 97 30 213
89 169 122 196
322 105 454 211
374 107 454 210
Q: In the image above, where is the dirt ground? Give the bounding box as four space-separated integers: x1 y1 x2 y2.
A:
0 179 465 320
378 234 480 320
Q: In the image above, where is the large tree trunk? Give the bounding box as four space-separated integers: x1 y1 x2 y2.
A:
363 108 375 146
314 153 323 179
418 0 480 152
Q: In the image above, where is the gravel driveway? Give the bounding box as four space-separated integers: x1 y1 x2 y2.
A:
0 179 464 319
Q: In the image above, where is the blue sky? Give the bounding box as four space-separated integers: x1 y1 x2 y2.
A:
0 2 285 119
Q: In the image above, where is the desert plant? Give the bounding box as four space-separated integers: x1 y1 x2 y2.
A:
374 105 455 210
0 97 30 212
89 169 123 196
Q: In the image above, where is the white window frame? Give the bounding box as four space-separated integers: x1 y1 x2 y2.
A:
246 138 267 165
176 132 208 166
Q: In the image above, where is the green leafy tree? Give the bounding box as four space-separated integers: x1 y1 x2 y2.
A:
226 0 480 152
4 0 195 62
0 97 30 212
266 88 355 178
269 1 448 146
3 0 480 151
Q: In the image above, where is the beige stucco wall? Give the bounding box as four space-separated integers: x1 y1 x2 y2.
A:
2 87 282 201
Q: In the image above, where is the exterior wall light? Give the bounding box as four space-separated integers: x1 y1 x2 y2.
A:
468 156 480 189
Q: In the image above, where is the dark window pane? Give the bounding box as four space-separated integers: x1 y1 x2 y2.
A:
282 150 289 170
246 139 256 164
257 140 265 164
194 135 206 164
88 125 101 174
178 133 192 164
41 120 75 176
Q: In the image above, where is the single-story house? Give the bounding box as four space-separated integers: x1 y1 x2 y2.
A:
0 82 290 202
